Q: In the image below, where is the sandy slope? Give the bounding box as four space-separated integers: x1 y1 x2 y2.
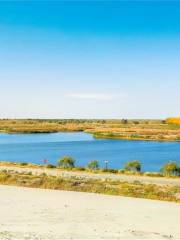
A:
0 185 179 240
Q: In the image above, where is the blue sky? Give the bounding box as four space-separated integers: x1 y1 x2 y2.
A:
0 1 180 119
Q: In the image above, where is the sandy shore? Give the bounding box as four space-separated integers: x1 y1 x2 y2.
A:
0 185 179 240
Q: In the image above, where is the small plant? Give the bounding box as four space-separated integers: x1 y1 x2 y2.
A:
74 167 85 171
20 162 28 166
161 161 179 176
130 134 140 139
57 156 75 169
133 121 139 125
106 169 118 174
87 160 99 170
124 160 141 172
46 164 56 169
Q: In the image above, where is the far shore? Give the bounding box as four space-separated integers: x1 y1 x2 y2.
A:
1 129 180 142
1 119 180 142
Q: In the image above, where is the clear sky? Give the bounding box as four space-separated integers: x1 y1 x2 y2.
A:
0 1 180 119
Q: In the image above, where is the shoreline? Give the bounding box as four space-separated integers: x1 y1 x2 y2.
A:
1 161 180 180
93 133 180 142
1 129 180 142
0 160 180 180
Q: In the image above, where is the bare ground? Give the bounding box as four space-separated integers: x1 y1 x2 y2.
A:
0 185 180 240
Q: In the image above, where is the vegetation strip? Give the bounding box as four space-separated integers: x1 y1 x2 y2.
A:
0 169 179 203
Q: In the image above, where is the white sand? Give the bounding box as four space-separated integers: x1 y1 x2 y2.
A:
0 185 179 240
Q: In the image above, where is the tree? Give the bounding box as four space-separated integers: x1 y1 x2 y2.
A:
87 160 99 170
124 161 141 172
57 156 75 169
161 161 179 176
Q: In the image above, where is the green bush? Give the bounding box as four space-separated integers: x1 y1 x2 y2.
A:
124 161 141 172
87 160 99 170
57 156 75 169
130 134 140 139
20 162 28 166
161 161 179 176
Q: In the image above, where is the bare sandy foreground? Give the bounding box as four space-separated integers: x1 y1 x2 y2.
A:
0 185 180 240
0 165 180 186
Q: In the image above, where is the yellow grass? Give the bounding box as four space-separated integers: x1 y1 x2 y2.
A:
167 118 180 124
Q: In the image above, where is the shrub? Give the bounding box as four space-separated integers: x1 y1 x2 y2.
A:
144 172 163 177
161 161 179 176
124 161 141 172
133 121 139 125
74 167 85 171
46 164 56 169
106 169 118 174
20 162 28 166
87 160 99 170
57 156 75 169
130 134 140 139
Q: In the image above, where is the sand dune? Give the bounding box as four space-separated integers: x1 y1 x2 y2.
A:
0 185 179 239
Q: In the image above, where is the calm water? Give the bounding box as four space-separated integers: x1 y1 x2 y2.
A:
0 132 180 172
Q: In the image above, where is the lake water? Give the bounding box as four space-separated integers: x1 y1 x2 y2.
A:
0 132 180 172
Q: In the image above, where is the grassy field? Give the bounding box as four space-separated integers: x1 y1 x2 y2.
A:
0 118 180 141
0 169 179 202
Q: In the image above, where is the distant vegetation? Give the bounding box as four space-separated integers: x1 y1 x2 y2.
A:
0 118 180 141
167 118 180 124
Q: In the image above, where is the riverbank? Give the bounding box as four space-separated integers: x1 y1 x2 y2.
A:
92 132 180 142
0 185 179 240
1 161 180 181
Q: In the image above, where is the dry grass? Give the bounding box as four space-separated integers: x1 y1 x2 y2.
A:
0 119 180 141
0 169 179 202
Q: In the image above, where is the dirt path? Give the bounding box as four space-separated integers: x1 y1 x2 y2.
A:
0 185 179 240
0 165 180 186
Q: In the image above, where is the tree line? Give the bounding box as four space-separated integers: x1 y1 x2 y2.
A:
49 156 180 176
